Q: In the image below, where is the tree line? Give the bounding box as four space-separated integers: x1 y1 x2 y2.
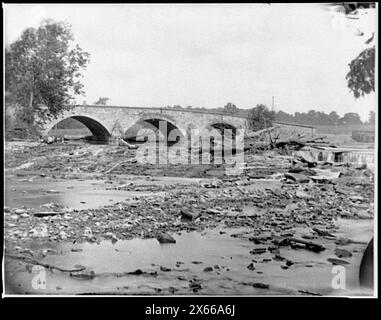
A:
165 103 375 128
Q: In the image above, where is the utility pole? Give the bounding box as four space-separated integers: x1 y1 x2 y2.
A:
271 96 275 112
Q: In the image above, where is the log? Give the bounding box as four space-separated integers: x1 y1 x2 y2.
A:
103 158 137 174
117 138 138 149
245 126 279 138
289 238 326 252
33 212 64 217
5 254 86 273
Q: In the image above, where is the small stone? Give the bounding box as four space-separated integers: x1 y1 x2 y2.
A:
83 227 93 237
180 209 200 220
29 224 49 238
46 189 60 194
286 260 294 266
15 208 27 214
253 282 269 289
247 263 256 271
273 254 286 261
59 231 68 240
160 266 171 272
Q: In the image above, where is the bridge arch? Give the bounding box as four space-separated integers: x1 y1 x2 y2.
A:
204 120 239 138
124 114 186 146
46 115 111 142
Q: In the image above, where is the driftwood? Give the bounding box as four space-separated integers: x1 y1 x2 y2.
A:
33 211 64 217
277 237 326 252
275 139 306 149
6 254 86 273
289 238 326 252
245 126 282 150
245 126 279 138
117 138 138 149
273 136 335 150
104 158 137 174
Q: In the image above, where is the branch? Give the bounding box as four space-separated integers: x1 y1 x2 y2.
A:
5 254 86 273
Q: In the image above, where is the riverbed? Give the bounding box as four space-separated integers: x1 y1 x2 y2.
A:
3 142 375 296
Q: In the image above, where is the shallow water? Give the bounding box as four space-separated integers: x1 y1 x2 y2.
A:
5 218 373 295
4 178 148 210
4 175 206 210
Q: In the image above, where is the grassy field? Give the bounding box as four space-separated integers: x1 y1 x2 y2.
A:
315 124 375 135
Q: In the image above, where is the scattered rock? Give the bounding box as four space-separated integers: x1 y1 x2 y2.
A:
247 263 256 271
156 233 176 244
29 224 49 238
83 227 93 237
189 279 203 292
313 227 335 238
250 248 267 255
284 173 310 183
59 231 68 240
70 268 95 279
295 151 317 167
334 248 352 258
203 267 213 272
253 282 269 289
180 209 200 220
327 258 350 265
160 266 172 272
15 208 27 214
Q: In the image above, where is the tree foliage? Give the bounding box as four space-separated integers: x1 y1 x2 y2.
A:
275 109 364 126
224 102 238 114
5 19 90 125
346 46 375 98
341 112 363 125
248 104 275 131
94 97 110 105
328 2 376 99
368 110 375 124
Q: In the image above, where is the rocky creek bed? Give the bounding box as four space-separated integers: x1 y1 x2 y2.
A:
4 141 375 295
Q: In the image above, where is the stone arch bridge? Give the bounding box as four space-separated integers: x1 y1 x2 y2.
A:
42 105 249 143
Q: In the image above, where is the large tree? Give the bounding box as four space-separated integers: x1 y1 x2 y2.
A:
248 104 275 131
328 111 340 125
347 45 375 98
368 110 375 125
329 3 376 98
224 102 238 115
341 112 363 125
5 19 90 125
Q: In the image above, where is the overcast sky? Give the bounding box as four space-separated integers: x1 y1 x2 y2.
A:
4 4 377 121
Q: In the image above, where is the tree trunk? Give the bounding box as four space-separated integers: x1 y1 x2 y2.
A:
29 90 34 110
26 89 34 125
